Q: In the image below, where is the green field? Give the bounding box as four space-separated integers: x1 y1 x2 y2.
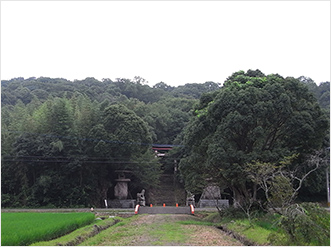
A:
1 212 95 246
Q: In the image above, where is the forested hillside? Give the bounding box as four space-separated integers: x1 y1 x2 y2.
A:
1 70 329 208
1 76 220 207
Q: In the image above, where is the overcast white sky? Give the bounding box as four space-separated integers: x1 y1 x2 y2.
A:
1 1 330 86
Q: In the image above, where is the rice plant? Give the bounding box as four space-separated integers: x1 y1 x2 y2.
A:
1 212 95 246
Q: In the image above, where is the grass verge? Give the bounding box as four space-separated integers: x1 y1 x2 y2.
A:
30 217 120 246
225 219 276 245
150 222 189 245
79 216 138 246
177 219 214 226
200 211 280 245
80 214 201 246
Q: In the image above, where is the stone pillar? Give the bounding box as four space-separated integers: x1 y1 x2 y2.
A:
114 178 131 200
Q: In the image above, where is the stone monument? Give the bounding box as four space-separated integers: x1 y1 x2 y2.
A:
114 171 131 200
201 185 221 200
198 184 229 208
136 189 146 206
186 191 195 206
108 170 135 208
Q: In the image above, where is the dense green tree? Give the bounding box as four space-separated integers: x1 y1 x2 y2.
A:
153 81 174 91
172 81 221 99
298 76 330 113
179 70 329 205
1 77 223 107
316 82 330 111
70 93 101 139
1 95 162 207
127 97 196 145
1 73 329 208
103 104 152 158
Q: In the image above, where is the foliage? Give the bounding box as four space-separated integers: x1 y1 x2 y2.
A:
209 208 280 245
1 212 95 246
298 76 330 113
103 104 151 157
1 96 162 207
129 150 163 190
217 206 247 220
226 218 275 245
179 70 329 205
269 203 330 246
1 76 218 106
245 151 328 213
1 75 205 208
213 203 330 246
1 72 329 208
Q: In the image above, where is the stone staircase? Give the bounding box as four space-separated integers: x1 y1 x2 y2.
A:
148 174 186 206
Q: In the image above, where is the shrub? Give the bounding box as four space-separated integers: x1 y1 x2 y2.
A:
268 203 330 245
217 206 246 223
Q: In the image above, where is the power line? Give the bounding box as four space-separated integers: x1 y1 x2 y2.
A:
2 159 158 164
3 129 184 148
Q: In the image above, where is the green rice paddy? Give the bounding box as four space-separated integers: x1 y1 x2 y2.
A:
1 212 95 246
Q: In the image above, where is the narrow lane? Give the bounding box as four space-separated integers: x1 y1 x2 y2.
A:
80 214 242 246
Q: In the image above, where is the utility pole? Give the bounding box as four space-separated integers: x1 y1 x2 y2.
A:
326 166 329 207
326 147 330 207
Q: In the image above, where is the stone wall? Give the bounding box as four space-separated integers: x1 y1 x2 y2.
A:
108 199 136 208
198 199 229 208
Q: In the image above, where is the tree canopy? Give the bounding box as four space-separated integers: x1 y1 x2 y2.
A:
1 71 329 208
179 70 329 204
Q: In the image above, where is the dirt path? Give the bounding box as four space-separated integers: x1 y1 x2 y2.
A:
81 214 242 246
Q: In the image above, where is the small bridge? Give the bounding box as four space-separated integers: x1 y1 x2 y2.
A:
135 205 194 215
